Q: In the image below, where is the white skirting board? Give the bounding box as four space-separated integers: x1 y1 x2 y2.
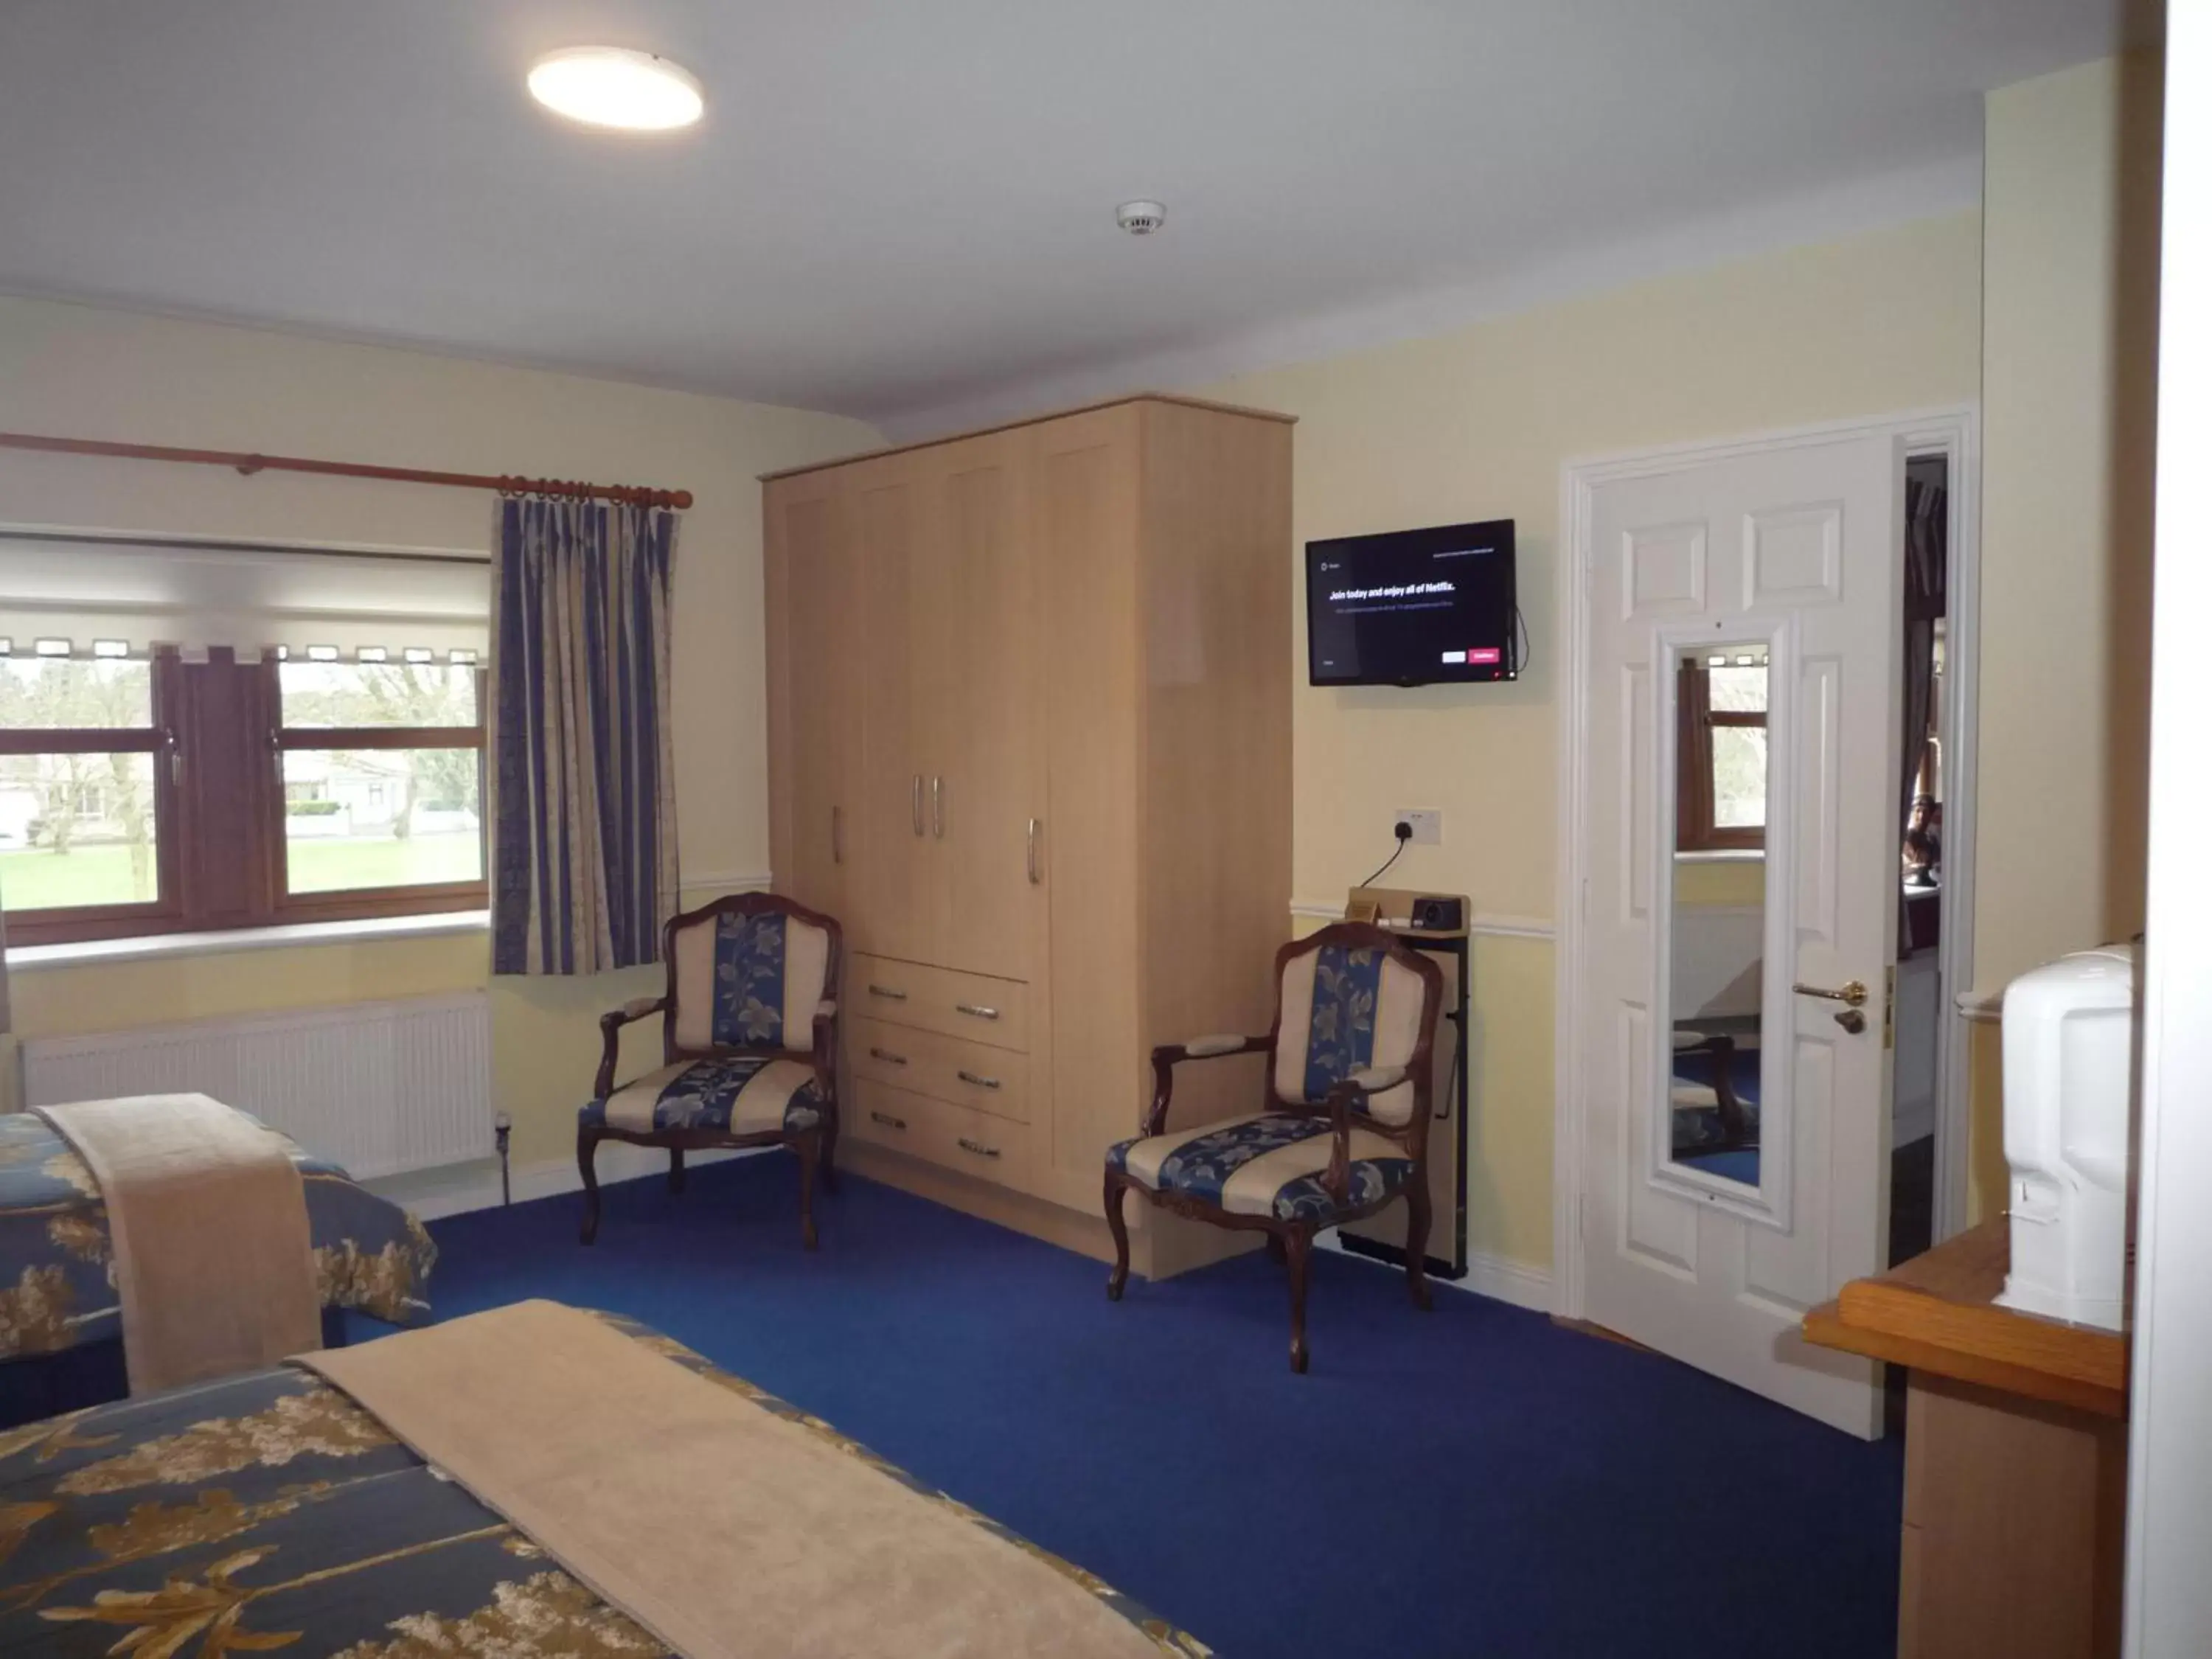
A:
369 1142 765 1221
1322 1230 1555 1314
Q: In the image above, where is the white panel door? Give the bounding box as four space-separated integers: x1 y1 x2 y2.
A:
1579 432 1900 1436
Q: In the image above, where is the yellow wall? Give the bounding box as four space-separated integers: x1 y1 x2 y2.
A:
1674 858 1764 909
1977 53 2163 989
1966 54 2162 1218
1203 211 1985 1268
0 294 878 1162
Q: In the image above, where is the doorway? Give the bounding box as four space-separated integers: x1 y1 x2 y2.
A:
1554 409 1978 1436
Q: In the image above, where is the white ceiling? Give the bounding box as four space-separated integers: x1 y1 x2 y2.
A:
0 1 2141 435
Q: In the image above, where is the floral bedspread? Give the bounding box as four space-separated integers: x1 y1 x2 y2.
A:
0 1111 435 1361
0 1312 1211 1658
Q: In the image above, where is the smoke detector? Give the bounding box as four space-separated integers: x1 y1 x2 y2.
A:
1116 200 1167 235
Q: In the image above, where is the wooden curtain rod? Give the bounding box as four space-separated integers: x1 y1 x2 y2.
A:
0 431 693 510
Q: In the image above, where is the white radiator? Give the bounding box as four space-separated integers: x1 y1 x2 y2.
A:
22 993 492 1180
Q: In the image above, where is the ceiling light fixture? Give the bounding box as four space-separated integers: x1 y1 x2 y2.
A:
527 46 704 131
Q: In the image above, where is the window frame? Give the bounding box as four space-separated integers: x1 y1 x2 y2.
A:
0 653 185 946
0 650 488 947
1675 658 1768 855
264 657 490 927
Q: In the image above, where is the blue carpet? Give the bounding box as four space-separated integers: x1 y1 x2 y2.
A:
1677 1147 1764 1185
415 1153 1902 1659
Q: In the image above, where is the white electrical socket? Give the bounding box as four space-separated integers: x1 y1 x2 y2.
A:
1392 808 1442 846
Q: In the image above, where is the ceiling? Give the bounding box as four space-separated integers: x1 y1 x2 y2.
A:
0 1 2140 434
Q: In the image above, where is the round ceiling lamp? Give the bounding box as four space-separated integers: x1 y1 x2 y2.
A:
527 47 704 131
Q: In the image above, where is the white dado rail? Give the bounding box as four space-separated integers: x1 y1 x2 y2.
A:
1289 900 1555 940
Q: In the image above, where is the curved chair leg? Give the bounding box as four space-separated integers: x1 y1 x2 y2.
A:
1284 1228 1315 1374
819 1105 841 1194
1404 1180 1435 1312
796 1133 820 1251
1103 1169 1132 1301
1265 1233 1288 1266
578 1129 604 1245
669 1147 686 1195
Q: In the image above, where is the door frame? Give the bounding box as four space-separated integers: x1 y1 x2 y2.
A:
1551 406 1982 1319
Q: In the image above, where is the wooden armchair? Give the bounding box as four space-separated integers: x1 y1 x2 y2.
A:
1102 922 1444 1373
578 892 843 1248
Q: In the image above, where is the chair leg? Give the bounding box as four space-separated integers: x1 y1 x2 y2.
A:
578 1129 603 1245
1265 1233 1288 1266
818 1105 841 1194
669 1147 686 1195
797 1133 820 1251
1404 1180 1435 1312
1103 1169 1132 1301
1284 1228 1315 1374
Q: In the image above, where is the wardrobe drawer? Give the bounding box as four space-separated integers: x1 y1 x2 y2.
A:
849 1017 1031 1124
848 1079 1033 1192
849 953 1030 1052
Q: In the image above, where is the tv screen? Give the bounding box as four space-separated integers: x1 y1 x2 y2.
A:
1306 519 1518 686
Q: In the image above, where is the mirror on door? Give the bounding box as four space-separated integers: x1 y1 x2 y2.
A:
1666 643 1768 1189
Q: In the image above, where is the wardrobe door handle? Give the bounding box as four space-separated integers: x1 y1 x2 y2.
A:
954 1002 1000 1022
831 804 844 865
1026 818 1040 885
868 1046 908 1066
932 775 945 838
956 1069 1001 1091
911 775 925 837
870 1110 908 1131
866 984 908 1002
957 1136 1001 1160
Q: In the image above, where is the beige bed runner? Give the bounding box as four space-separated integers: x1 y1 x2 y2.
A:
36 1092 320 1395
301 1301 1175 1659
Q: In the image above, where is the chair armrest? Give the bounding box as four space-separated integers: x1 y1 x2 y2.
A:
594 997 669 1100
1318 1068 1413 1200
1143 1034 1275 1137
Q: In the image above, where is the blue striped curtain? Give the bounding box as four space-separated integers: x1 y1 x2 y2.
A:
490 498 680 975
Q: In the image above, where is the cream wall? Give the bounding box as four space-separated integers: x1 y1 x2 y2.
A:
1966 52 2163 1219
0 294 877 1161
1198 210 1986 1270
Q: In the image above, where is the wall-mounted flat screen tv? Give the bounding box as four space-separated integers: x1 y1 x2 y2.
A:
1306 518 1518 686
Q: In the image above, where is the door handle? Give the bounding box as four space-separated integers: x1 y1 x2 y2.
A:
911 775 924 837
1832 1008 1868 1035
1026 817 1040 885
1792 979 1868 1008
932 774 944 838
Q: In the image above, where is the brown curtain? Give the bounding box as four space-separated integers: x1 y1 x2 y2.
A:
1677 659 1713 850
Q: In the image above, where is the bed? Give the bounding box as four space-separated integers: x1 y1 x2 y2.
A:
0 1309 1208 1658
0 1109 434 1367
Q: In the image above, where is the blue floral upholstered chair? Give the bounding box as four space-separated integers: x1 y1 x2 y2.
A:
580 893 842 1248
1104 922 1444 1373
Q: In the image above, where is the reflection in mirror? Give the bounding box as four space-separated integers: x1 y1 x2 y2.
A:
1668 644 1768 1188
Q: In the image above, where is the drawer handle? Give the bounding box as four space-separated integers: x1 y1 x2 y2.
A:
866 984 908 1001
957 1136 1001 1160
955 1002 1000 1021
869 1047 908 1066
956 1068 1001 1091
870 1110 908 1132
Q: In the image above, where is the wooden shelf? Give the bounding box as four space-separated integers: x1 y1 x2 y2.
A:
1804 1220 2129 1419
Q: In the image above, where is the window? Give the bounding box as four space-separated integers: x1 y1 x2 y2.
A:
0 647 487 945
1676 653 1768 853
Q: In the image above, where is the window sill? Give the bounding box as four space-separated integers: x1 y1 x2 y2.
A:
1674 849 1765 865
4 910 489 973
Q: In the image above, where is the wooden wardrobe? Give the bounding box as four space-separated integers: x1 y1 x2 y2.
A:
762 395 1293 1275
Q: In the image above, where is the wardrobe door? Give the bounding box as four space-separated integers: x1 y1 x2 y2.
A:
917 431 1043 981
772 470 858 921
852 453 933 962
1033 406 1146 1204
